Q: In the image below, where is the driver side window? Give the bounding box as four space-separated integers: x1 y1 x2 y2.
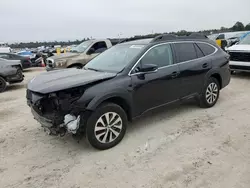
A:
88 41 107 54
139 44 173 69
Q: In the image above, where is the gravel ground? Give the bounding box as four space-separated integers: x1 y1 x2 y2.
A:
0 68 250 188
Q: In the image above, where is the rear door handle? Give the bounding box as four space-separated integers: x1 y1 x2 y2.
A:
202 63 208 68
170 71 179 78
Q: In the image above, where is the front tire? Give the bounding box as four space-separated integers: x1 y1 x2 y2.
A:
70 65 82 69
199 77 220 108
0 77 7 93
86 103 127 150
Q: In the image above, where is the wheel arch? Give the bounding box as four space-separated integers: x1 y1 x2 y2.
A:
86 95 132 121
205 69 222 89
210 73 222 89
67 63 83 68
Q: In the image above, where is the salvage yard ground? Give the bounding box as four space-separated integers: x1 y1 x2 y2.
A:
0 68 250 188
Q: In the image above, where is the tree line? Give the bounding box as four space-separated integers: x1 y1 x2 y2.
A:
9 21 250 49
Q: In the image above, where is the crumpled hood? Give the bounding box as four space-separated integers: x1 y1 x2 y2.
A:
227 44 250 52
50 53 80 61
27 69 116 94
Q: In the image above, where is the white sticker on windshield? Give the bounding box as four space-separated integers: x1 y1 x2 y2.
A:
130 45 144 49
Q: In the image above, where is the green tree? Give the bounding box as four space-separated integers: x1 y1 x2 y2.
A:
245 23 250 30
231 21 245 31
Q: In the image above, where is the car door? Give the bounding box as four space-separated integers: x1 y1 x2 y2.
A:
173 42 212 98
130 43 181 116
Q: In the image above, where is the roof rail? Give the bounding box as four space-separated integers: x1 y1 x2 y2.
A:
151 33 207 43
118 36 153 44
150 34 177 42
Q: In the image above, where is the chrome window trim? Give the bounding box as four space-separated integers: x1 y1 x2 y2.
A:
128 41 218 76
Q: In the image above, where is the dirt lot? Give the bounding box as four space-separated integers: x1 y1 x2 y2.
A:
0 68 250 188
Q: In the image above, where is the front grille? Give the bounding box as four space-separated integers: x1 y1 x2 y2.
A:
229 52 250 62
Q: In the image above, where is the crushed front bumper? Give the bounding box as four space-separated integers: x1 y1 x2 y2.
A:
31 107 53 128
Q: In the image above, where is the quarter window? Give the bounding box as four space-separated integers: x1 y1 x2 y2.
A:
140 44 173 68
174 43 197 62
196 43 215 56
194 44 204 58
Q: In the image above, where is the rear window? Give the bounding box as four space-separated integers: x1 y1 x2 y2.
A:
174 43 197 63
196 43 215 56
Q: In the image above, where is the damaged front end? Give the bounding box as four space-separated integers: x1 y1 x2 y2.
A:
26 88 85 136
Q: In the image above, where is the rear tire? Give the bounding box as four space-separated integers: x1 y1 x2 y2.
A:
86 103 127 150
199 77 220 108
0 77 7 93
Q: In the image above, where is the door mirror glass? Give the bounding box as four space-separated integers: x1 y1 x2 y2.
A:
140 63 158 73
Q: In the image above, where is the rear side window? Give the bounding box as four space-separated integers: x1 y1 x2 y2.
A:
196 43 215 56
174 43 197 63
194 44 204 58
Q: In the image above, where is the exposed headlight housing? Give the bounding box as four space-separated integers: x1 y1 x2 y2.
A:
56 59 67 67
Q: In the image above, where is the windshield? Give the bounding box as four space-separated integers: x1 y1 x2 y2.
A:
85 44 145 73
239 34 250 45
72 40 93 53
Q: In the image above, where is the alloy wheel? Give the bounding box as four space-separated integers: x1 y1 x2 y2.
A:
206 82 218 104
94 112 123 144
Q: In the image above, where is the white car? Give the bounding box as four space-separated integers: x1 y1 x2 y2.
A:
228 34 250 73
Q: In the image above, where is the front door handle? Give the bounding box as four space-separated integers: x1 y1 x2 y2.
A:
170 71 179 78
202 63 208 68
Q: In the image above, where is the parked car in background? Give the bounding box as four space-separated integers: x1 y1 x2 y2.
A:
0 53 31 69
208 31 250 47
27 34 230 150
0 58 24 92
46 39 112 71
16 51 45 67
228 34 250 73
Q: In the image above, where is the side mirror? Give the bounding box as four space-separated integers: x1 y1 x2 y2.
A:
140 64 158 73
87 48 95 55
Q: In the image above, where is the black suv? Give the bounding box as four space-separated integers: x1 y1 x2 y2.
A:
26 34 231 150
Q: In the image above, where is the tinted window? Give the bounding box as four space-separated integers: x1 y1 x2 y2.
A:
217 34 225 40
91 41 108 53
196 43 215 56
194 44 204 58
140 44 173 68
0 54 9 58
174 43 197 63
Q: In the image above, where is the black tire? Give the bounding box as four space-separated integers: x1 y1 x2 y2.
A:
86 103 127 150
231 70 236 75
0 77 7 93
16 69 23 79
199 77 220 108
70 64 82 69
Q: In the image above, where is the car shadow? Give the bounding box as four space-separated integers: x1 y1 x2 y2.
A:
23 67 45 73
232 72 250 79
127 99 198 134
6 84 26 92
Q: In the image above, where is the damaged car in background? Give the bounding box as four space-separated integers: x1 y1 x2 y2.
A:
0 58 24 92
27 34 230 150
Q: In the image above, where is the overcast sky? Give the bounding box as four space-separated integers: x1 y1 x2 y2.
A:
0 0 250 43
